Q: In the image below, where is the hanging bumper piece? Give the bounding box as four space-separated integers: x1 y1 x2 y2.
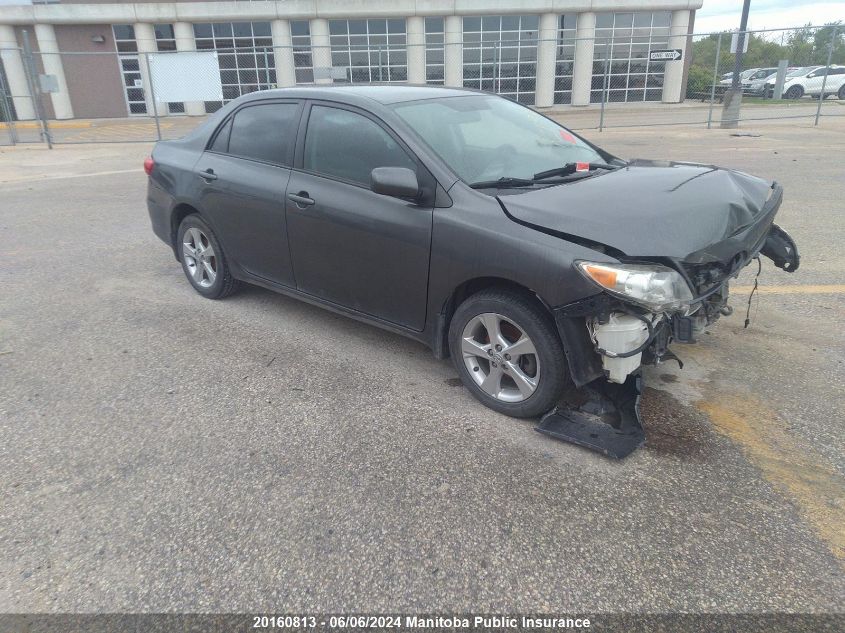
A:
535 375 645 459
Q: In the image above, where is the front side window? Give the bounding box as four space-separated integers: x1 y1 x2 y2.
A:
392 95 605 184
303 106 416 186
227 103 299 165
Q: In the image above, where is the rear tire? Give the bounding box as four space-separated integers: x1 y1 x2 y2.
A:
785 85 804 99
177 214 239 299
448 289 569 418
839 84 845 100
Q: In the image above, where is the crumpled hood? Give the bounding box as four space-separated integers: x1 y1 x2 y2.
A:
498 160 778 262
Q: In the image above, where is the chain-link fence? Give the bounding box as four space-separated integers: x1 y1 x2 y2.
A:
1 23 843 146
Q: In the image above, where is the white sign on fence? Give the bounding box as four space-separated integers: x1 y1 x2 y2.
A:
148 51 223 102
730 31 750 54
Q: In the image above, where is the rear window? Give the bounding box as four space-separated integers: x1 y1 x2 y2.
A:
226 103 299 166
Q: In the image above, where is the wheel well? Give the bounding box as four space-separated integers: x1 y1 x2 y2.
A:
436 277 553 359
170 203 200 258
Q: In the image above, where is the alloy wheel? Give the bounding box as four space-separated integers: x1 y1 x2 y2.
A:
460 312 540 403
182 227 217 288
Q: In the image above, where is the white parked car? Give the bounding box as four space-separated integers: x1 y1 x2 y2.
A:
740 67 779 95
767 65 845 99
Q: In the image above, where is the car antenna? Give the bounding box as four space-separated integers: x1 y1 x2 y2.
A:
744 257 762 328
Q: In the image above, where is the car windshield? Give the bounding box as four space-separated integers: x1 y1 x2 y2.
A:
391 95 606 184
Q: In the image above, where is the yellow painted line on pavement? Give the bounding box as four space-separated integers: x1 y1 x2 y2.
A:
698 395 845 563
4 121 93 129
732 284 845 295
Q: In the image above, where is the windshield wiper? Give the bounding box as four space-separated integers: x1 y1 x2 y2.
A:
533 162 621 181
469 176 536 189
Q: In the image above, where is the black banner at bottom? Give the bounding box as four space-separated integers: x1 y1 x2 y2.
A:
0 613 842 633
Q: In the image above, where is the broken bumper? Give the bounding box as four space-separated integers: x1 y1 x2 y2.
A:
546 222 799 458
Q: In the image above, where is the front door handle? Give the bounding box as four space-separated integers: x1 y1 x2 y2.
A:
287 191 315 208
198 168 218 182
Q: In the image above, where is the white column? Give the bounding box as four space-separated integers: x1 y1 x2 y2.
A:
534 13 558 108
0 24 35 120
406 16 425 84
173 21 205 115
33 23 73 119
662 9 690 103
571 11 595 106
310 18 332 84
444 15 462 88
271 19 296 87
133 22 157 116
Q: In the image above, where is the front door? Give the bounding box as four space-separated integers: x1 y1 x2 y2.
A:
286 103 433 331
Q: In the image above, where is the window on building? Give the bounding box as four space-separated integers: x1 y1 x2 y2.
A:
193 22 275 112
462 15 539 105
291 20 314 84
553 14 577 104
113 24 186 115
227 103 299 165
424 17 444 85
112 25 145 115
328 19 408 83
592 11 671 103
304 106 416 186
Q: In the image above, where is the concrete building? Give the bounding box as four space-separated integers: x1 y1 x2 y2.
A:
0 1 702 121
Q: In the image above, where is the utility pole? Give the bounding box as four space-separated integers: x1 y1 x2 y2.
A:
720 0 751 128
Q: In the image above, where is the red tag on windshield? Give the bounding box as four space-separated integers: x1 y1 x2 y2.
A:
559 129 577 144
576 162 590 172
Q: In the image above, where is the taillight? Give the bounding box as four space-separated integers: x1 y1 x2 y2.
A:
143 156 155 176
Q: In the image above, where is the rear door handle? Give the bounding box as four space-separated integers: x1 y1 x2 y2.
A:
198 168 218 181
287 191 315 208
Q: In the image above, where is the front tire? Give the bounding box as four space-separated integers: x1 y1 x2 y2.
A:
448 289 569 418
838 84 845 100
177 214 239 299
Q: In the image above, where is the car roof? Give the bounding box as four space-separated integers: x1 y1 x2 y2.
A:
237 84 485 106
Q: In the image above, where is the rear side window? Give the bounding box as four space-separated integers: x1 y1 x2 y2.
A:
209 118 231 153
303 105 416 186
227 103 299 166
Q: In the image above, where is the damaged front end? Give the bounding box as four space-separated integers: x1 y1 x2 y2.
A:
538 183 799 459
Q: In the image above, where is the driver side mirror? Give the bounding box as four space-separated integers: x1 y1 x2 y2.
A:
370 167 420 200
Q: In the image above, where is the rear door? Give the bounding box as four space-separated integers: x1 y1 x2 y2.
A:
195 100 302 286
285 102 434 331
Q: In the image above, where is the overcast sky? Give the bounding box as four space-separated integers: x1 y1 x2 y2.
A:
695 1 844 34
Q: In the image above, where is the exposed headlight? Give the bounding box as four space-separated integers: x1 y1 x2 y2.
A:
576 261 694 313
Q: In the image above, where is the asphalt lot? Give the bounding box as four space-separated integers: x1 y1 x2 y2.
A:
1 120 843 613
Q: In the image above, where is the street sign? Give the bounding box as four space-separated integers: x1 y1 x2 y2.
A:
649 49 683 61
